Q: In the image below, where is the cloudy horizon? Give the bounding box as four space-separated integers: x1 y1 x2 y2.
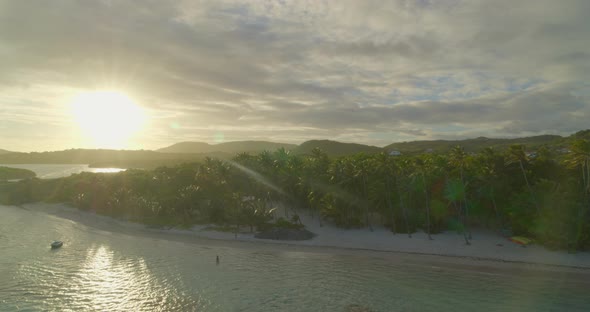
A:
1 0 589 152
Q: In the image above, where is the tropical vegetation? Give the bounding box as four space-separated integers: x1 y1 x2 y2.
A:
0 166 36 181
1 133 590 251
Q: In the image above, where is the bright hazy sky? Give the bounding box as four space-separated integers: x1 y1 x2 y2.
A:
1 0 589 152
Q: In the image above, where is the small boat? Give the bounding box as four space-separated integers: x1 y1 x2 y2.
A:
51 241 63 249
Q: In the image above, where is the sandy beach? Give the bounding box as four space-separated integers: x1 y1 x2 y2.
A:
16 202 590 271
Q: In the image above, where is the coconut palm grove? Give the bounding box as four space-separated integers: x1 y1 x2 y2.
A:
2 131 589 252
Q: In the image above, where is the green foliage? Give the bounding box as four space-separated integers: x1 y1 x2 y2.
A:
444 179 466 203
505 191 536 235
2 138 590 251
531 179 590 250
447 218 465 234
430 199 448 233
274 217 304 230
0 166 36 181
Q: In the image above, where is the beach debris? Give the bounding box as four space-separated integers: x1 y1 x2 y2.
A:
509 236 532 246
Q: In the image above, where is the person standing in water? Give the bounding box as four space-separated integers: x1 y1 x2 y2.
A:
216 255 220 265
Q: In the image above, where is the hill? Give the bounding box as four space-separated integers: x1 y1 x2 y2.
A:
157 141 297 154
295 140 382 156
569 129 590 141
384 135 565 154
156 142 212 153
0 149 13 155
0 166 36 181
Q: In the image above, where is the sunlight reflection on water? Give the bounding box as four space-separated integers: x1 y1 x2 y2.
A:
1 205 589 312
66 245 199 311
90 168 126 174
0 164 125 179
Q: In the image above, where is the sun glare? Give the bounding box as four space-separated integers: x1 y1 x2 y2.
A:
70 90 146 149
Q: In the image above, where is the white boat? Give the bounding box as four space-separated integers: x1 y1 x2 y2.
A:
51 241 63 249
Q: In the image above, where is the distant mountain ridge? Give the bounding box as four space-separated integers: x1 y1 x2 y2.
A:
384 134 570 154
1 130 588 167
0 149 13 155
157 141 297 154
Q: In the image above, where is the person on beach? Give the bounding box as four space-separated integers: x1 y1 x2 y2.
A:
216 255 220 265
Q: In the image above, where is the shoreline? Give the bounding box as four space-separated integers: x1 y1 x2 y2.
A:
11 202 590 272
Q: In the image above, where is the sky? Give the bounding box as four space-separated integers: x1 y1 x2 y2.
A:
1 0 589 152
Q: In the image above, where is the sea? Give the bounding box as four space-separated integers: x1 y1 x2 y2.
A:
0 164 125 180
1 204 589 311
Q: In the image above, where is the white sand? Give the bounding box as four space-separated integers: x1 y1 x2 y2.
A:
18 203 590 269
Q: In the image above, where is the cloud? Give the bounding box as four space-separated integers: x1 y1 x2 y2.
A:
0 0 589 151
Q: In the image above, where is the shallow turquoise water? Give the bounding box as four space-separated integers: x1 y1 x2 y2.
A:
1 205 589 311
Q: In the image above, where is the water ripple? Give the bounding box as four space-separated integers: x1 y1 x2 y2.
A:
1 205 590 311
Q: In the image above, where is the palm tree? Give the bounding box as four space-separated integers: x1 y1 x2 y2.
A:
257 150 274 172
565 139 590 203
449 146 467 181
413 157 434 240
355 156 373 231
233 152 255 167
372 152 397 234
327 157 366 228
444 178 470 245
303 148 329 226
448 146 471 239
475 147 503 228
395 159 413 237
327 159 349 224
506 144 539 214
271 148 298 217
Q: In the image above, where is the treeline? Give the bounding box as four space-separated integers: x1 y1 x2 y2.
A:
1 140 589 251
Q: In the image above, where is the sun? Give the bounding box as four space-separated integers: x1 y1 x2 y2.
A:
70 90 146 149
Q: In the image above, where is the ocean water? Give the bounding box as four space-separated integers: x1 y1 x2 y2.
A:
0 164 125 179
0 205 589 312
